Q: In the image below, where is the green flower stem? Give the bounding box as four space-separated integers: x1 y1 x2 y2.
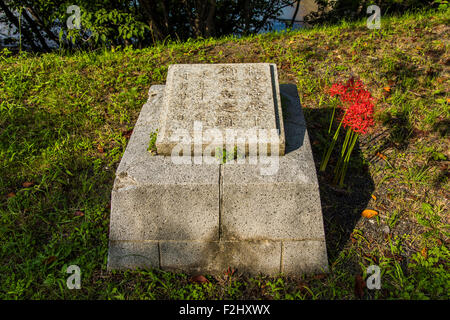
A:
334 128 352 176
320 118 344 172
327 98 341 135
338 132 359 187
328 102 337 135
333 129 353 184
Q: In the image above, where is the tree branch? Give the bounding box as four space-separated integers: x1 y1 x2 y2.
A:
290 0 301 27
21 7 50 51
0 0 39 51
25 6 59 43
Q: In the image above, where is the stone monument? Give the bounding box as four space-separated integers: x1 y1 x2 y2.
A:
107 63 329 275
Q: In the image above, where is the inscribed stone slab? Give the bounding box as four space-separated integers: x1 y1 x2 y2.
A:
155 63 285 156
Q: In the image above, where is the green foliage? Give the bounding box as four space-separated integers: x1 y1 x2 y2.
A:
397 245 449 299
216 146 240 164
1 0 295 50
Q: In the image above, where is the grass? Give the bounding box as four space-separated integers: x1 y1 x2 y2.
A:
0 8 449 300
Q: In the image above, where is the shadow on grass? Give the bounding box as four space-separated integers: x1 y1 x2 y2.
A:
281 84 375 269
378 110 414 151
304 107 375 265
432 118 449 137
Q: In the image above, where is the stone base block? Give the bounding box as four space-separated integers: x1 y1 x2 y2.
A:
108 240 328 275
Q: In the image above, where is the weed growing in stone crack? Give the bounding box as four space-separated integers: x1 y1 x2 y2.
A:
147 130 158 155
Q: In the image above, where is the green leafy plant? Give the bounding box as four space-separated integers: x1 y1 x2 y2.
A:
216 146 239 164
147 130 158 155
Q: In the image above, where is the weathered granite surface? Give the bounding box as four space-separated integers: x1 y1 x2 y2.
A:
110 86 220 243
221 84 325 242
107 77 328 276
155 63 285 156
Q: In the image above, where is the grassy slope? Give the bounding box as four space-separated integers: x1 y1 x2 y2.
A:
0 9 449 299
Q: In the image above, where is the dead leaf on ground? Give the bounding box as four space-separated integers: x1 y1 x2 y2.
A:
421 247 427 259
22 181 34 188
74 211 84 217
43 256 57 265
371 194 377 201
313 273 327 280
297 281 310 294
354 274 365 299
7 192 15 198
97 145 104 153
362 209 379 219
122 129 133 139
190 275 209 284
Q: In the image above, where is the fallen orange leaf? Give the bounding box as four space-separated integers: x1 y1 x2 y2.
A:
190 275 209 284
22 181 34 188
7 192 15 198
421 247 427 259
43 256 57 265
362 209 378 219
384 86 391 92
74 211 84 217
313 273 327 280
376 152 387 160
371 194 377 201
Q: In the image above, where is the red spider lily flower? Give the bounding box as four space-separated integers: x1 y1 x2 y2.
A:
328 78 375 134
329 82 346 96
